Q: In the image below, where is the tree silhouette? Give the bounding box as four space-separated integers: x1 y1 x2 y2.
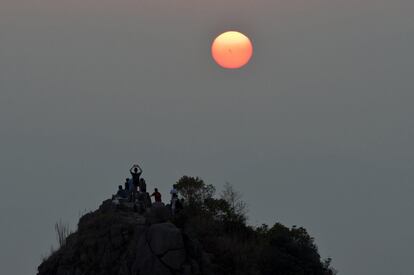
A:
175 176 215 206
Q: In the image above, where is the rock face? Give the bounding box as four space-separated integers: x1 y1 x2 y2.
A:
148 223 186 270
37 200 212 275
145 202 172 224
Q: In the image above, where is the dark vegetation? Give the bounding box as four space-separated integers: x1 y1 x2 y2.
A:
173 176 336 275
55 220 72 248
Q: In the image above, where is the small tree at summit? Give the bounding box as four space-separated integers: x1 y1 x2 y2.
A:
175 176 215 205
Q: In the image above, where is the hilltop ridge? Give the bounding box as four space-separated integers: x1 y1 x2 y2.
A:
38 176 336 275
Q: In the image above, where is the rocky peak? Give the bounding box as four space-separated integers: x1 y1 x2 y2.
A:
38 200 213 275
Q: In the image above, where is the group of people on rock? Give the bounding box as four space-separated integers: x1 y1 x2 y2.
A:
114 164 184 214
116 164 146 201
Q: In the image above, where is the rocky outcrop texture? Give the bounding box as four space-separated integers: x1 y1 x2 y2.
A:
37 200 212 275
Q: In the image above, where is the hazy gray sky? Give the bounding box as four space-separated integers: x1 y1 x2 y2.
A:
1 1 413 274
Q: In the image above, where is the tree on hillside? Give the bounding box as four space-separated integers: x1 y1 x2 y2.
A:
221 182 247 218
258 223 336 275
175 176 215 205
173 176 336 274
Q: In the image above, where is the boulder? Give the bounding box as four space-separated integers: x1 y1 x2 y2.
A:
161 249 186 270
132 233 173 275
145 203 172 224
148 223 184 255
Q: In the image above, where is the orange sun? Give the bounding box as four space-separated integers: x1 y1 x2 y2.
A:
211 31 253 69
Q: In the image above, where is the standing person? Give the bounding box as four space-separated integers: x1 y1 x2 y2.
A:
130 164 143 188
151 188 162 203
124 178 131 200
170 184 178 200
171 195 178 215
139 178 147 193
170 184 178 215
130 165 142 201
124 178 130 192
128 178 134 192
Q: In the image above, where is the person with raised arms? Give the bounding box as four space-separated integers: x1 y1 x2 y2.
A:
130 164 143 189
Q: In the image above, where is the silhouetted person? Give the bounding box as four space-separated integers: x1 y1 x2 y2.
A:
139 178 147 193
170 184 178 214
128 178 134 191
116 185 128 199
130 164 142 190
151 188 162 203
124 178 130 192
170 184 178 200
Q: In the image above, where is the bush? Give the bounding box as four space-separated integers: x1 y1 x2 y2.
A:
173 175 336 275
258 223 335 275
